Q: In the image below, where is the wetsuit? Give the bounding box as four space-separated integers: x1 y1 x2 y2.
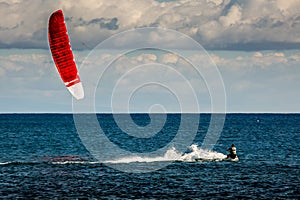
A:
227 146 237 159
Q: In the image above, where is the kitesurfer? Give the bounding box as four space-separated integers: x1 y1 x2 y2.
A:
227 144 237 159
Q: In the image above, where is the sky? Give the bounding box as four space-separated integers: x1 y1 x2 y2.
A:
0 0 299 113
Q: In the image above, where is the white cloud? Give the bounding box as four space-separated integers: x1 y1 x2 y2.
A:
1 47 300 112
161 53 178 64
219 4 242 27
212 50 300 96
206 0 224 6
211 51 295 72
275 0 300 16
0 0 300 50
136 53 157 63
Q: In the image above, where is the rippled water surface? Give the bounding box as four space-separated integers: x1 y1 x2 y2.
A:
0 114 299 199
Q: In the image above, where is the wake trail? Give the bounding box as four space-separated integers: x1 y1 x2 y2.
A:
104 144 227 164
0 145 227 165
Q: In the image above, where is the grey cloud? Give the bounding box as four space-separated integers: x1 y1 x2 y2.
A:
88 17 119 30
254 17 285 29
0 21 23 31
33 29 46 41
0 2 9 6
292 16 300 27
73 17 119 30
65 16 73 23
271 21 284 28
220 0 238 16
213 42 300 51
1 0 300 51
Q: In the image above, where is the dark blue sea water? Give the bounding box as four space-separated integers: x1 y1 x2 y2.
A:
0 114 299 199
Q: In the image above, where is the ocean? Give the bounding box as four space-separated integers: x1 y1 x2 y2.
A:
0 114 299 199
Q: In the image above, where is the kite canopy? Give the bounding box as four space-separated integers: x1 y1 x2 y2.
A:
48 9 84 100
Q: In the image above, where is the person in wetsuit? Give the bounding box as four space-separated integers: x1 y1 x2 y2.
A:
227 144 237 159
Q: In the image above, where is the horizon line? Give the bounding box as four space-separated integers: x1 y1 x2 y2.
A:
1 112 299 114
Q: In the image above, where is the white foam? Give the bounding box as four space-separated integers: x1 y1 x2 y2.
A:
179 144 227 162
0 145 227 166
0 162 11 165
51 161 100 165
104 147 182 164
104 144 227 164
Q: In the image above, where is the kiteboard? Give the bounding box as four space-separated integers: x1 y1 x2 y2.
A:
223 156 239 162
194 156 239 162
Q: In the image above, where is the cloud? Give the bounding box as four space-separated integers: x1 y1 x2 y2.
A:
219 4 242 27
209 50 300 112
0 0 300 50
212 51 295 71
161 53 179 64
1 48 300 112
70 17 119 30
212 50 300 96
